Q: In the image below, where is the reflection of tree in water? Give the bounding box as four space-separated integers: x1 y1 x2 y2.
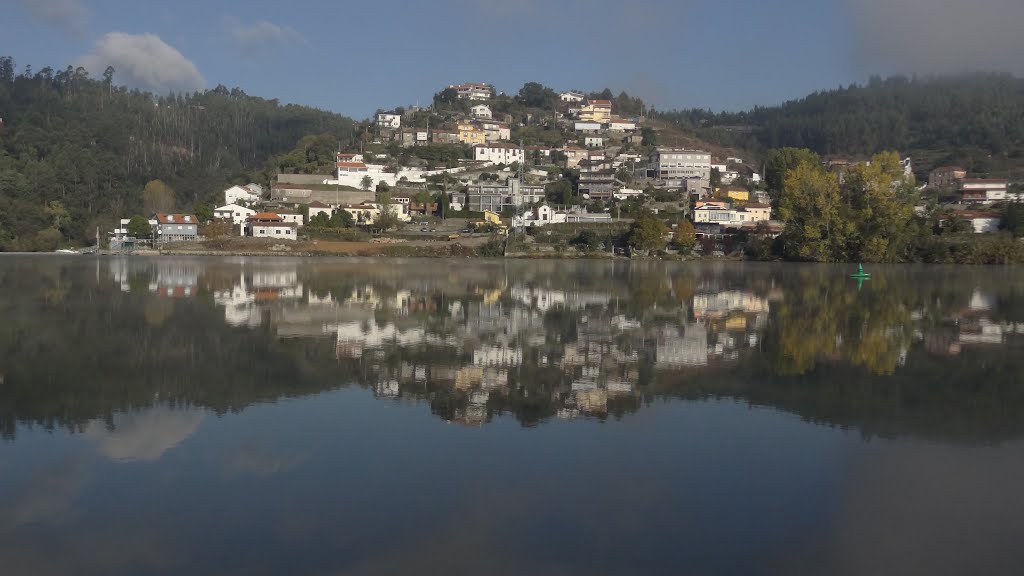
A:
1 259 1024 444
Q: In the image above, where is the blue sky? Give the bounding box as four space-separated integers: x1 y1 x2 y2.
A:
7 0 1024 120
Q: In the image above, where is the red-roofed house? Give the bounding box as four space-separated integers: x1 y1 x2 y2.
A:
580 100 612 123
245 213 298 240
154 214 199 244
960 179 1008 204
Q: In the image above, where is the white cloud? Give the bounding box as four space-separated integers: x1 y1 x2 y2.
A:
75 33 206 94
84 407 205 462
15 0 88 36
848 0 1024 76
226 18 310 52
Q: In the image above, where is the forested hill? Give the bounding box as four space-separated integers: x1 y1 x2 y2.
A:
0 57 357 250
659 74 1024 172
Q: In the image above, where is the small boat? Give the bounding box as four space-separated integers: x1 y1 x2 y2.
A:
54 249 78 254
850 263 871 278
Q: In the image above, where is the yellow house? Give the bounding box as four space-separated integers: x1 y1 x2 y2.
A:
482 210 501 224
579 100 612 123
458 123 486 145
724 188 749 202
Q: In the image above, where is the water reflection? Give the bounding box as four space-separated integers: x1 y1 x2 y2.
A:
1 257 1023 442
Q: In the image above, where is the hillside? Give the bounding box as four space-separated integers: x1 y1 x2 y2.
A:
0 57 358 250
657 74 1024 177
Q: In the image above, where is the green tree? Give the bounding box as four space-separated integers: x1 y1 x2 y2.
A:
360 175 374 191
765 148 822 206
193 202 213 223
640 127 658 147
710 167 722 189
778 160 843 262
674 219 697 251
627 212 668 252
517 82 557 109
375 192 400 231
545 180 573 205
841 151 917 262
1004 202 1024 238
142 180 176 215
127 215 152 238
615 166 634 184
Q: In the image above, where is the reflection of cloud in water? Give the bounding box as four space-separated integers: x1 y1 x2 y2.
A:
222 440 307 479
823 443 1024 575
1 455 91 531
84 407 205 462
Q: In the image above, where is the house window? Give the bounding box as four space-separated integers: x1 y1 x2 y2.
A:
276 229 281 235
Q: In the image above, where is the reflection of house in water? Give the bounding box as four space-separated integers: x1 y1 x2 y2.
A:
213 266 305 329
570 388 608 415
110 259 201 298
150 261 201 298
331 318 432 359
968 289 996 312
656 322 709 368
473 345 524 367
959 318 1008 346
509 286 610 312
693 291 769 320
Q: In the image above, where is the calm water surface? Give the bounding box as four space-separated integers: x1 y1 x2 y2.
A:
1 256 1023 575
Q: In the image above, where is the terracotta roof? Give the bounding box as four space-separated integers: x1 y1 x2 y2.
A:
250 221 297 228
337 161 367 168
308 201 330 208
959 211 1001 219
248 212 283 222
155 213 198 224
961 179 1007 185
589 100 612 106
745 203 771 208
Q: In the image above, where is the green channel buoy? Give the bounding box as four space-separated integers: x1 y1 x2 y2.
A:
851 263 870 289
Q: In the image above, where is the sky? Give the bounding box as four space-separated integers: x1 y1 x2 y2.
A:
5 0 1024 120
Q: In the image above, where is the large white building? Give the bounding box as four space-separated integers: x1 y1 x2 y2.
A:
471 104 492 119
213 204 255 226
560 91 585 103
449 82 494 101
376 112 401 129
960 179 1010 204
692 204 771 225
474 143 524 164
224 184 262 206
646 148 711 183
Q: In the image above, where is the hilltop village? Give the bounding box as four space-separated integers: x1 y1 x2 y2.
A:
109 81 1023 258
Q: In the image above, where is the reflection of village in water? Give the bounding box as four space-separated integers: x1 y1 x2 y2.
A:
108 259 1024 426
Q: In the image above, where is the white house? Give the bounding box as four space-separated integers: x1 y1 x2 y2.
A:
607 119 637 132
307 201 333 221
471 104 492 119
376 112 401 129
245 213 297 240
960 179 1009 204
584 136 603 148
474 143 523 164
224 184 261 206
449 82 493 101
960 211 1002 233
249 221 297 239
574 121 602 133
214 203 255 226
274 211 305 226
648 148 712 183
613 188 644 200
560 91 585 103
692 205 770 226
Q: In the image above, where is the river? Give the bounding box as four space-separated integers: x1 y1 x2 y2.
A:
1 256 1023 575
